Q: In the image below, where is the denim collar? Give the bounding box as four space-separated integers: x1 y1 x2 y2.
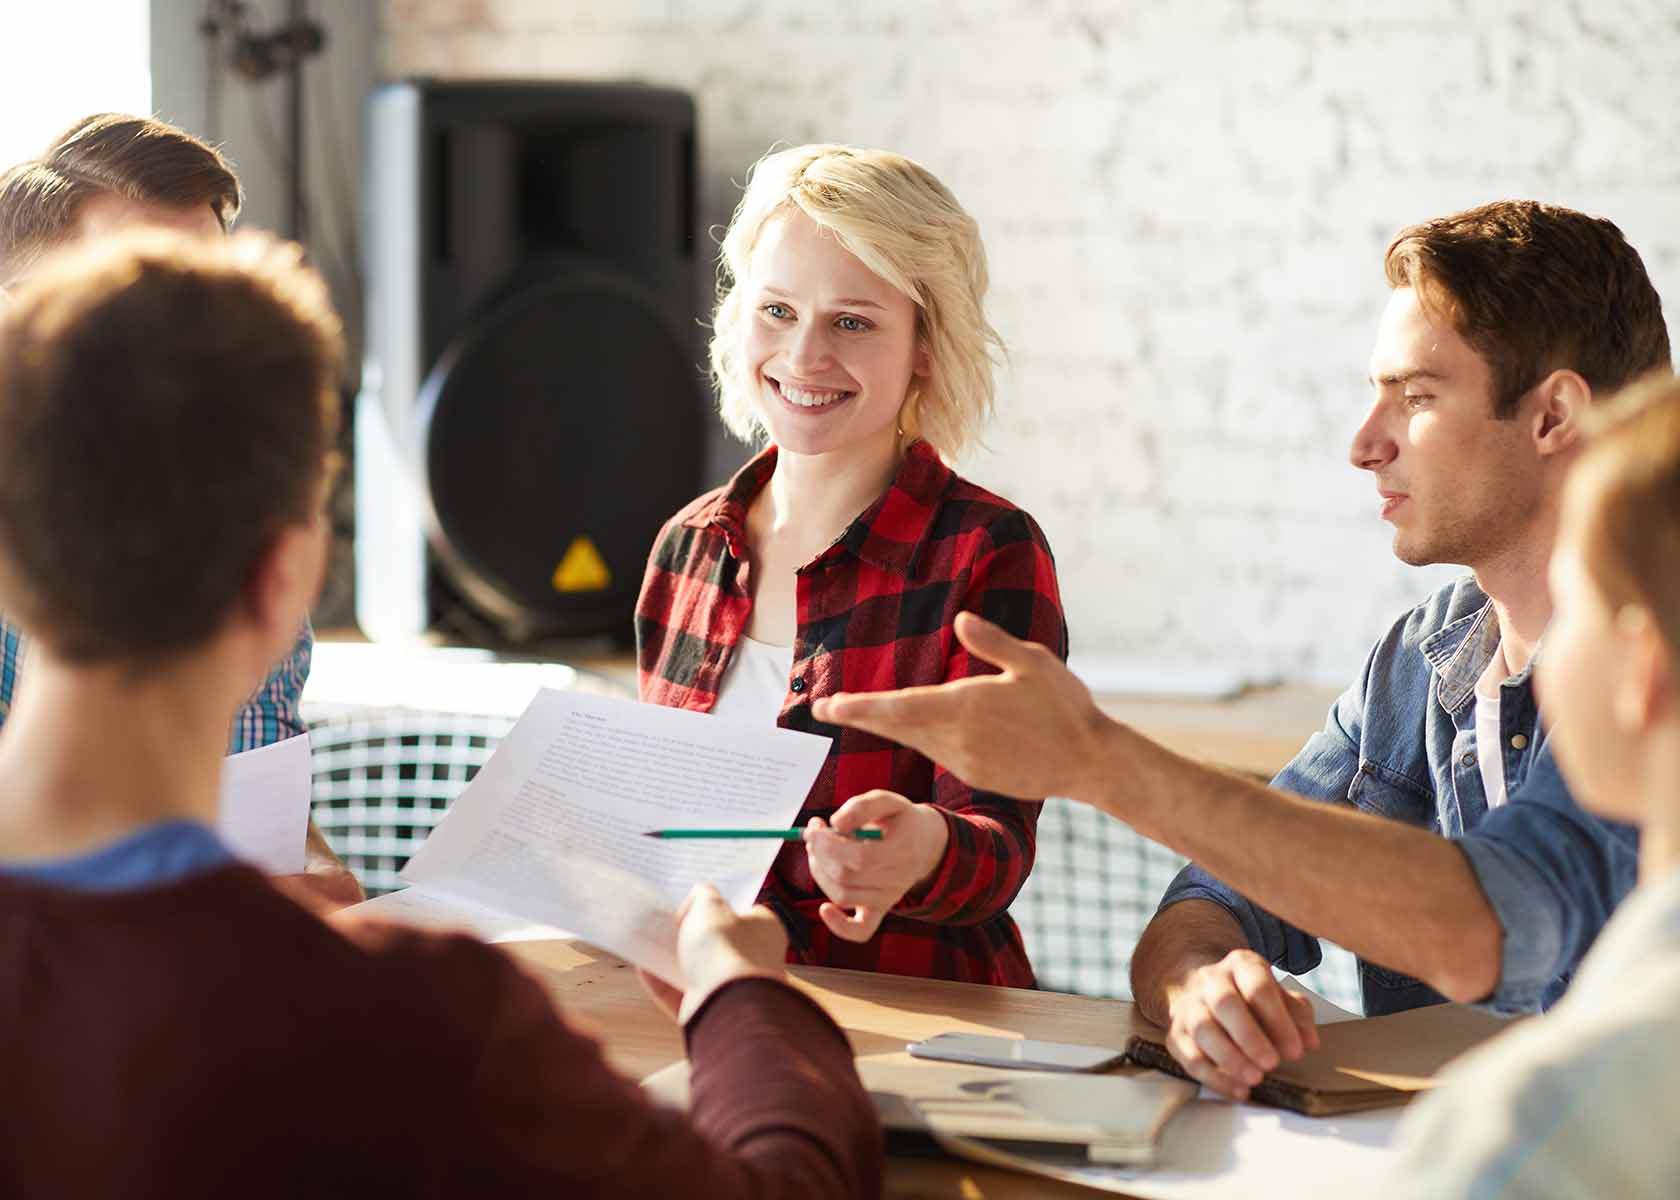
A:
1419 584 1540 717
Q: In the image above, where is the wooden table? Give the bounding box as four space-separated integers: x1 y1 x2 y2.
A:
507 937 1159 1199
1095 684 1335 780
553 646 1337 782
504 937 1412 1197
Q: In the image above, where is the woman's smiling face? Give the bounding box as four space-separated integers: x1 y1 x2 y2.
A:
741 207 925 458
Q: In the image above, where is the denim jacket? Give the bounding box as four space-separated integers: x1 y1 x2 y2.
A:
1159 576 1639 1017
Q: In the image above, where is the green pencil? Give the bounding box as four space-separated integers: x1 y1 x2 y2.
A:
642 828 883 841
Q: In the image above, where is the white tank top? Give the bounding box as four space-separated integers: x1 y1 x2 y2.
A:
1474 643 1511 810
709 636 795 726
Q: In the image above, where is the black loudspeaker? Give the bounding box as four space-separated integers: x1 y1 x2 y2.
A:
356 80 703 644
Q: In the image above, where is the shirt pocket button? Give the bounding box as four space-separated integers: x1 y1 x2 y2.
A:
790 677 806 694
1510 733 1528 750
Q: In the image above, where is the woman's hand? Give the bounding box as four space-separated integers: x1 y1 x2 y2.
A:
803 790 950 942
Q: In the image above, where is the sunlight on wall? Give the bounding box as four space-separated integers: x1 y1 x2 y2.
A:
0 2 150 166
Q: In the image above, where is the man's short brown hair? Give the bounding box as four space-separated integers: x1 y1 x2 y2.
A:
0 113 242 287
0 232 341 663
1385 200 1672 418
1572 371 1680 656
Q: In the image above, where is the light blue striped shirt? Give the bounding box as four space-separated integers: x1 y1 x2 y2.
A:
0 616 311 752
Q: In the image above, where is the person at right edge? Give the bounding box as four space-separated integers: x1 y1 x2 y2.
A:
1387 372 1680 1197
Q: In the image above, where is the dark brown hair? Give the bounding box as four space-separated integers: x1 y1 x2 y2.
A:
1573 371 1680 655
0 113 242 286
0 231 341 663
1385 200 1672 418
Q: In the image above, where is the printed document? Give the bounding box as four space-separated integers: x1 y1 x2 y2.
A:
218 733 313 874
379 688 832 982
344 885 570 944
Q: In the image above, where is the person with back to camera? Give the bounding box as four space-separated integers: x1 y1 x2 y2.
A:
0 111 360 906
637 144 1068 987
0 230 881 1199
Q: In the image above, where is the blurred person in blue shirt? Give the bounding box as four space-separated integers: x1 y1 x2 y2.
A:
1387 371 1680 1198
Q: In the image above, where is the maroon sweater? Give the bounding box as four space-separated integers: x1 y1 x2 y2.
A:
0 865 882 1198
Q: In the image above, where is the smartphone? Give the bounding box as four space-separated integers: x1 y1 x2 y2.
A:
906 1032 1128 1073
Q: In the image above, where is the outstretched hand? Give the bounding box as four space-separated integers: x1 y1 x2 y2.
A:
812 611 1110 801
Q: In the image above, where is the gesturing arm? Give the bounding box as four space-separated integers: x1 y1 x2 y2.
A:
1128 688 1373 1097
815 614 1505 991
1118 700 1489 1098
1105 723 1502 1002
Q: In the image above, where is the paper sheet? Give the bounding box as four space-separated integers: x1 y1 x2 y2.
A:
1295 982 1362 1025
217 733 313 874
1051 1099 1402 1196
340 886 571 943
1077 990 1458 1194
397 688 832 982
645 1055 1400 1197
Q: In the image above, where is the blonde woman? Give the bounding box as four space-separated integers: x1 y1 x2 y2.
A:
636 145 1067 987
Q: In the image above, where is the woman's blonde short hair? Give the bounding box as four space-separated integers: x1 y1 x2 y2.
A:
709 144 1003 459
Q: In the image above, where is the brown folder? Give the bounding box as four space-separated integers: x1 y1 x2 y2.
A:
861 1059 1196 1166
1125 1002 1517 1116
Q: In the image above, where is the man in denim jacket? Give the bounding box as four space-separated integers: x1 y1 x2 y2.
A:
816 200 1673 1099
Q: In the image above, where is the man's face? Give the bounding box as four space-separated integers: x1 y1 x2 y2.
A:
1351 287 1541 569
75 193 222 243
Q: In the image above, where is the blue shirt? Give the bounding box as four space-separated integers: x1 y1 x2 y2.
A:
1159 576 1639 1017
0 618 312 753
0 819 234 892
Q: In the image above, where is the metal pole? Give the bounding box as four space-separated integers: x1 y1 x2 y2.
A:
287 0 307 243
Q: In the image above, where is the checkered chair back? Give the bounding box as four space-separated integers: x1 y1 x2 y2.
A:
304 705 514 896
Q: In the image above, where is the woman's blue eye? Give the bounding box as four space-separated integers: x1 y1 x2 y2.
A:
762 303 792 319
836 315 870 332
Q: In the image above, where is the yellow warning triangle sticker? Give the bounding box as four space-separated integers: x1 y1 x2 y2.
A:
551 535 612 593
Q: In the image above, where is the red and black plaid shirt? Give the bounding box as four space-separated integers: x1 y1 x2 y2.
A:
636 439 1067 988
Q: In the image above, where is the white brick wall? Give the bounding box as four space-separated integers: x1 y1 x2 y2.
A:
383 0 1680 687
